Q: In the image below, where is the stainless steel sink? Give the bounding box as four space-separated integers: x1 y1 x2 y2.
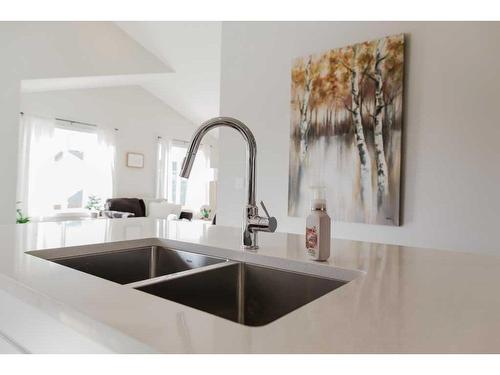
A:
50 246 226 285
32 244 350 326
136 262 346 326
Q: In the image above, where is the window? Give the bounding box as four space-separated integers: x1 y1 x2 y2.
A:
168 144 189 205
156 139 214 213
51 126 99 211
18 115 115 220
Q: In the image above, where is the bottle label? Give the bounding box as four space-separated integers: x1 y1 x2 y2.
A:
306 225 319 257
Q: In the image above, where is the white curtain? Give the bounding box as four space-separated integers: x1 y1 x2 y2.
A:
17 115 116 219
155 137 169 199
89 126 116 200
17 115 56 218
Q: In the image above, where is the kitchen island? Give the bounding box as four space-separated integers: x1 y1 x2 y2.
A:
0 218 499 353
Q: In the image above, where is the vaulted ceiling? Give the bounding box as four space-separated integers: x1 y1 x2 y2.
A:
21 22 222 127
116 22 222 126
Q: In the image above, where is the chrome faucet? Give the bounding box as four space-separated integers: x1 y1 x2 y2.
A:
180 117 277 250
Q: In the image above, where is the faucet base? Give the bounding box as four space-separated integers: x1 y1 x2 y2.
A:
243 245 259 251
242 228 258 250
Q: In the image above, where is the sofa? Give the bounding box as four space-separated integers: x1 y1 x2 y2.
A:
104 198 186 220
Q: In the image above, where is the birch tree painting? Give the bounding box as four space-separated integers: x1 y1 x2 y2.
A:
288 34 404 225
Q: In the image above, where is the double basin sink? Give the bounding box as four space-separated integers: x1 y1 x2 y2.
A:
38 246 347 326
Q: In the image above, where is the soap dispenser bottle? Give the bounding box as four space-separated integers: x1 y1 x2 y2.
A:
305 187 331 261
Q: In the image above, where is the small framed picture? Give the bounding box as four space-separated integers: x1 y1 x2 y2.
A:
127 152 144 168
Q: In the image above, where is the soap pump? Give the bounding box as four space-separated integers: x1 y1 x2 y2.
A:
305 186 331 261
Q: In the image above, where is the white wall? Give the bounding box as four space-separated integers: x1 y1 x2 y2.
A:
0 22 169 224
218 21 500 254
21 86 216 199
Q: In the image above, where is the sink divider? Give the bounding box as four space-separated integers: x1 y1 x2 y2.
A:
125 260 239 289
149 246 158 279
237 263 245 324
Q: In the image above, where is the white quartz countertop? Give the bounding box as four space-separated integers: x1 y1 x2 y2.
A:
1 218 499 353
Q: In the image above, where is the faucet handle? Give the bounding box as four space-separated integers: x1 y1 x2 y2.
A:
260 201 271 218
258 200 277 233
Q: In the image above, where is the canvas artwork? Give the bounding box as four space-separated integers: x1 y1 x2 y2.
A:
288 34 404 225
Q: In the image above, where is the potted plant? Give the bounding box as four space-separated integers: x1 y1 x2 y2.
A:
16 201 30 224
200 206 211 221
85 195 103 218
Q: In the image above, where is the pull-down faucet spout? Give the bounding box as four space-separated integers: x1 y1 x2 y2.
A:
180 117 277 250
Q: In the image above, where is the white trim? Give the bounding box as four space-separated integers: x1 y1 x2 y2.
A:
55 119 98 134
